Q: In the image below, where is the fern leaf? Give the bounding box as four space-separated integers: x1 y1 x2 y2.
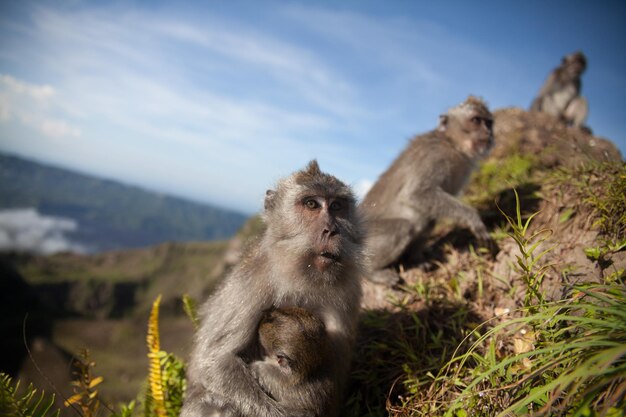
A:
0 373 60 417
146 295 166 417
88 377 103 390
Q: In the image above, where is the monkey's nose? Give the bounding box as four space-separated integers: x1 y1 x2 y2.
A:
323 226 339 237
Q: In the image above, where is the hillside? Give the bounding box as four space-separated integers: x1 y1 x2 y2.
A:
0 153 247 252
1 108 624 416
0 216 264 411
352 108 625 416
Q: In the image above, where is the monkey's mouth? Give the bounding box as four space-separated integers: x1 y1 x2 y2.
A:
319 251 340 262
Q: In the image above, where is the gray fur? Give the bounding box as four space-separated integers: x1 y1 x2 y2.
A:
181 161 365 417
530 51 588 127
361 97 494 285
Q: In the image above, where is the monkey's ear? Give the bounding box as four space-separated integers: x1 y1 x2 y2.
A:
264 189 276 211
438 114 448 132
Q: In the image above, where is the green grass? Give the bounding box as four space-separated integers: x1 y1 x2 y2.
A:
343 174 626 416
7 158 625 417
441 283 626 417
465 153 540 209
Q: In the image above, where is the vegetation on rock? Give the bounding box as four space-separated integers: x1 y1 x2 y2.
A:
2 109 624 416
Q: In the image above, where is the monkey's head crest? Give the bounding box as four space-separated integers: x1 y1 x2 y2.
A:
293 160 355 200
439 95 490 132
293 160 323 184
563 51 587 68
455 95 489 113
263 160 356 214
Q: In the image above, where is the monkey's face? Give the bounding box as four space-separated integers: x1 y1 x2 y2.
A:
264 161 365 282
295 194 355 273
446 110 494 159
565 59 585 78
441 98 494 160
466 112 494 157
563 52 586 78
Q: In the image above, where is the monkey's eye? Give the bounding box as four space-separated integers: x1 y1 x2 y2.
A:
329 201 342 211
471 116 482 125
304 199 320 209
485 119 493 130
276 353 292 368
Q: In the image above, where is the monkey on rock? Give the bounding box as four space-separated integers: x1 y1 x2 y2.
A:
361 96 495 286
530 51 588 128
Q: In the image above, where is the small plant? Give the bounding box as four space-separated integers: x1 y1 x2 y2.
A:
583 162 626 245
0 373 60 417
552 162 626 247
65 349 106 417
145 295 186 417
111 401 135 417
439 190 626 416
146 295 167 417
181 294 199 330
497 189 554 313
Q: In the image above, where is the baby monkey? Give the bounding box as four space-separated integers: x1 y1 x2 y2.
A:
251 307 334 417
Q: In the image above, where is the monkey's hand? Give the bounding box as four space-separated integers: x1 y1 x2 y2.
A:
427 188 492 248
470 219 490 243
249 361 277 397
470 220 498 255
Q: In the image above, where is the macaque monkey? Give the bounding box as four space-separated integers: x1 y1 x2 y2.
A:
250 307 334 417
181 161 365 417
361 96 494 285
530 51 588 128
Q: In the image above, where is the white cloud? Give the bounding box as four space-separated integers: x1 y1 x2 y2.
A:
353 179 373 201
0 73 82 139
0 3 533 213
40 119 81 138
0 208 86 255
0 74 55 101
0 5 410 212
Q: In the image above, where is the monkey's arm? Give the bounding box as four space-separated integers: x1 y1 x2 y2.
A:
420 187 490 243
251 362 330 417
182 272 289 417
249 361 288 401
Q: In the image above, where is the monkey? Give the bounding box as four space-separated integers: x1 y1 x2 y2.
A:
249 307 334 417
360 96 494 285
180 160 365 417
530 51 588 128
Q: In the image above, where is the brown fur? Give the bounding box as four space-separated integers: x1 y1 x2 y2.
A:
361 96 494 285
251 307 333 417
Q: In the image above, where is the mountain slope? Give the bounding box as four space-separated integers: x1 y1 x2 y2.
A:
0 153 247 251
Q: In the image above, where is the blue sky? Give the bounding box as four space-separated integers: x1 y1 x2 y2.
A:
1 1 625 214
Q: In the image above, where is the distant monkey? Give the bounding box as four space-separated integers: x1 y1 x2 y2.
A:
530 51 588 128
361 96 494 285
251 307 333 417
181 161 365 417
